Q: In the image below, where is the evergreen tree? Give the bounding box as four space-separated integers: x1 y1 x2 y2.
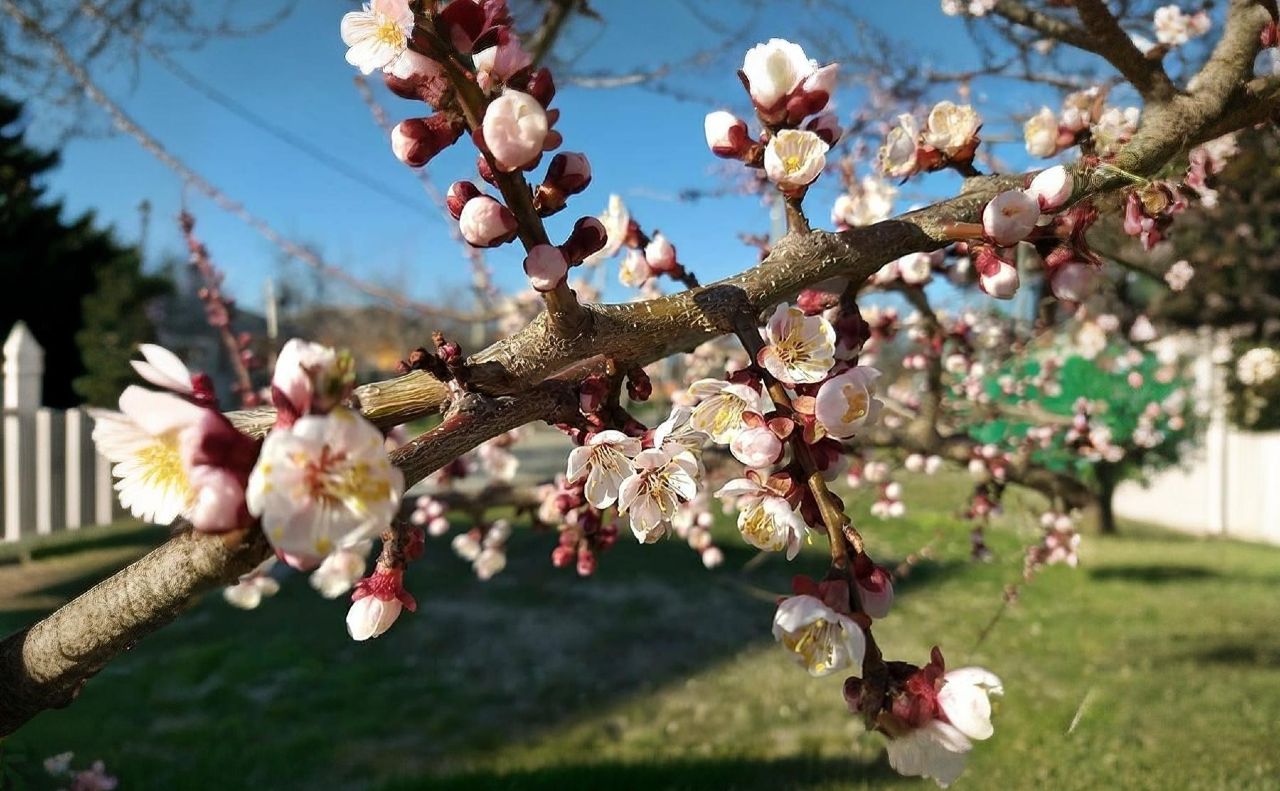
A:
0 94 170 407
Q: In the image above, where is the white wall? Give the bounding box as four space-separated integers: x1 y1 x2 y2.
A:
1115 332 1280 544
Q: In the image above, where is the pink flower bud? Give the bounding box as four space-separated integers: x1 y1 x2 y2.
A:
521 67 556 108
346 566 416 641
187 466 247 533
701 546 724 569
576 547 597 577
1026 165 1073 212
475 153 498 185
385 50 450 108
975 248 1020 300
804 111 842 146
551 544 576 568
644 233 678 273
982 190 1040 246
524 244 568 292
544 152 592 195
626 368 653 401
1049 261 1097 303
560 216 607 265
785 63 838 123
458 196 518 247
446 180 482 220
472 29 533 92
704 111 751 158
482 89 549 172
730 424 784 468
854 555 894 620
391 114 464 168
741 39 812 117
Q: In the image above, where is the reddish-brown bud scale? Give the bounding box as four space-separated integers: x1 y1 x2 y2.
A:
446 181 483 219
560 216 608 264
392 115 465 168
544 152 592 195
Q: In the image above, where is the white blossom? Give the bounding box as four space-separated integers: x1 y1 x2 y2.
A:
764 129 830 190
1238 347 1280 386
618 446 700 543
922 101 980 157
771 594 865 676
758 304 837 385
247 408 404 563
687 379 768 443
814 366 883 439
566 430 642 508
90 386 205 525
714 477 808 559
340 0 414 75
1024 106 1060 158
741 39 813 111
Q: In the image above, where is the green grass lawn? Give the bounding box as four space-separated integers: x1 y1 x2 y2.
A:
2 473 1279 790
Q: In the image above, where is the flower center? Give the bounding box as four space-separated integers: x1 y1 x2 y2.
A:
782 618 841 673
303 445 390 512
740 502 782 549
373 14 406 48
698 396 746 437
136 435 190 496
840 384 869 423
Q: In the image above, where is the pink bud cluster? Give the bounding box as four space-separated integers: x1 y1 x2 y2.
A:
539 474 620 577
1025 511 1081 576
363 1 608 295
971 166 1101 303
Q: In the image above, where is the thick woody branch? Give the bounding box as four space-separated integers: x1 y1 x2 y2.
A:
1072 0 1177 102
0 527 271 736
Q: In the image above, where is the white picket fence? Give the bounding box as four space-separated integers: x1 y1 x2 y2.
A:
1115 332 1280 544
2 322 118 543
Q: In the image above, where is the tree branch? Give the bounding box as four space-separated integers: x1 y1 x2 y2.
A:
2 22 1276 732
1072 0 1177 102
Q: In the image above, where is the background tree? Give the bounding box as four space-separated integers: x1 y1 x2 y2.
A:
0 94 169 407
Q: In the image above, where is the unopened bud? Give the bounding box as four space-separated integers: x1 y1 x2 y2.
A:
560 216 608 264
391 115 465 168
446 181 483 220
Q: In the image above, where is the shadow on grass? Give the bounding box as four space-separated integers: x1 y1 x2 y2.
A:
1087 564 1220 583
379 754 906 791
0 522 164 566
5 517 971 790
1183 639 1280 668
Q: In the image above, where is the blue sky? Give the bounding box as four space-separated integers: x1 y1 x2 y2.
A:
18 0 1070 311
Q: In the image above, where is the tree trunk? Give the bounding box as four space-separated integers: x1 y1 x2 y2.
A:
1096 464 1119 535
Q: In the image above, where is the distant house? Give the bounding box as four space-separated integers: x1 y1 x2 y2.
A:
147 279 270 404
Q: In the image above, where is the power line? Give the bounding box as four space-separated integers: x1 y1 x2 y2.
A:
81 3 442 220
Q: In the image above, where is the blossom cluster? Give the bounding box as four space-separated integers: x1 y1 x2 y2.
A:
878 101 982 179
93 339 417 640
1023 88 1139 159
703 39 840 194
1025 511 1082 575
43 752 118 791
